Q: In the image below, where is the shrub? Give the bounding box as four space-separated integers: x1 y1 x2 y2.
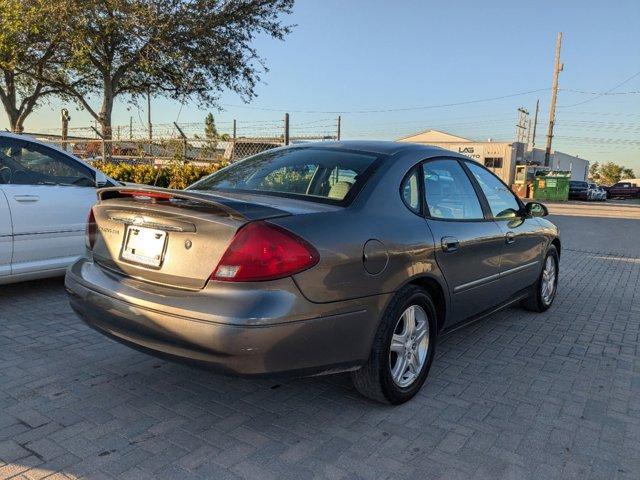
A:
93 160 227 189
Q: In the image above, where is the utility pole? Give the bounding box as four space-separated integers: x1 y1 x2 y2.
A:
515 107 529 143
284 113 290 146
129 116 133 140
232 119 237 140
530 99 539 151
337 115 341 141
544 32 563 167
60 108 71 150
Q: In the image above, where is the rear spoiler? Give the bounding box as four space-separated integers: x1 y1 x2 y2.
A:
97 186 246 220
96 186 290 222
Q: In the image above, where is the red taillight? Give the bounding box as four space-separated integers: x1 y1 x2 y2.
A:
121 191 173 200
212 221 319 282
86 209 97 250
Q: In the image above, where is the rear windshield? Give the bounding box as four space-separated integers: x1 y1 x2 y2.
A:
188 147 379 204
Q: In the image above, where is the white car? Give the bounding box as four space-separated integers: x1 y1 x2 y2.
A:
0 132 117 284
587 182 606 201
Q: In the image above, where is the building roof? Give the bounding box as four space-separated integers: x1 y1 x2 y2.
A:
397 129 473 143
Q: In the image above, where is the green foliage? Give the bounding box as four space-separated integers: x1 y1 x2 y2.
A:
589 161 636 185
204 113 218 140
201 112 219 159
34 0 294 138
93 161 227 189
0 0 67 131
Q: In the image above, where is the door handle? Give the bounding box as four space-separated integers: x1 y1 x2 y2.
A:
14 195 39 203
441 236 459 253
505 231 515 244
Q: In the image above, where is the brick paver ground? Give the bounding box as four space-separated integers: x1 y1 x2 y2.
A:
1 235 639 478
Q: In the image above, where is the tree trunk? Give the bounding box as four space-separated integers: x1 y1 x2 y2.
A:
99 101 113 140
9 113 23 133
99 83 114 160
99 114 112 139
0 71 22 133
99 114 112 161
1 70 44 134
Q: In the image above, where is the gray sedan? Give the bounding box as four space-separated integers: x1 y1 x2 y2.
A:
65 141 560 404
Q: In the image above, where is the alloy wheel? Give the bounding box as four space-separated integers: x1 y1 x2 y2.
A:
389 305 429 388
541 256 557 305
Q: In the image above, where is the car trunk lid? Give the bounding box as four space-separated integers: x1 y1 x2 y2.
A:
90 187 292 290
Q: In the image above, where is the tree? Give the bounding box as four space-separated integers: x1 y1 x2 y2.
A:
591 162 636 185
588 161 600 182
0 0 66 132
41 0 294 141
204 113 218 140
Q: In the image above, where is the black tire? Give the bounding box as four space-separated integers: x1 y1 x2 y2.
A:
521 245 559 312
351 285 438 404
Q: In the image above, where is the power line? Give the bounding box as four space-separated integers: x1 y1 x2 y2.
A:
219 88 551 114
560 88 640 95
540 110 640 117
559 70 640 108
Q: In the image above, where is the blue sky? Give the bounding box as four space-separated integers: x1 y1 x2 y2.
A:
6 0 640 170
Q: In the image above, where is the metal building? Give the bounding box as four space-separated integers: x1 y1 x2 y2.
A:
397 129 588 185
397 130 523 184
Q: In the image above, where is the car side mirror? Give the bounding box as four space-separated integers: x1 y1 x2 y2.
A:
525 201 548 217
94 170 108 187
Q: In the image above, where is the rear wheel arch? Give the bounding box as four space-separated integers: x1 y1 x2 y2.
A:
352 283 439 403
522 243 559 312
406 276 447 333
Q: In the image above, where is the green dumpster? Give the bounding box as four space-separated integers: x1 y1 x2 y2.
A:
532 171 570 201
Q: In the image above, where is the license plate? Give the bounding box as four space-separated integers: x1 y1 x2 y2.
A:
121 226 167 267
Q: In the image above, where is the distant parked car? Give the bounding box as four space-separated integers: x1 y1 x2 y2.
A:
568 181 589 200
0 132 117 284
66 142 561 404
604 181 640 199
587 183 606 201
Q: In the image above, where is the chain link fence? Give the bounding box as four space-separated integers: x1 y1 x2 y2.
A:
33 136 289 166
28 114 341 166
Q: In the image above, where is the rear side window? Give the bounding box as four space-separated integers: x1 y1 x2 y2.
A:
189 148 378 204
422 159 484 220
401 167 421 213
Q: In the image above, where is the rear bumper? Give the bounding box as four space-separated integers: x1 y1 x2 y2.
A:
65 258 389 377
